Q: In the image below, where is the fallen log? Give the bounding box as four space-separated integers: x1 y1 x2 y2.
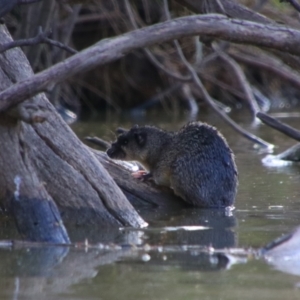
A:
0 23 147 243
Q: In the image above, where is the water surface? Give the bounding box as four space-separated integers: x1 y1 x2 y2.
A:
1 110 300 299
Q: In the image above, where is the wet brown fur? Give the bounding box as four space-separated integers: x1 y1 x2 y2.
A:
107 122 238 208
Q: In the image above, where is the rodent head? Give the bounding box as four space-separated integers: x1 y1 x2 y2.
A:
107 125 170 169
107 125 148 162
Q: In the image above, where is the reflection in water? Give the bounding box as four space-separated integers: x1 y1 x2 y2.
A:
0 247 69 277
0 209 238 298
1 197 300 298
150 208 237 249
0 231 142 299
263 226 300 276
121 208 238 272
168 209 237 271
129 251 235 273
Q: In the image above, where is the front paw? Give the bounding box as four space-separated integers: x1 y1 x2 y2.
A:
132 170 152 181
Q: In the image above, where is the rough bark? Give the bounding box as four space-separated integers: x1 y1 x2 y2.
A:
0 25 147 231
1 14 300 111
0 116 70 243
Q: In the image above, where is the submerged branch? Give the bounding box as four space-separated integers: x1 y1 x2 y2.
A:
257 112 300 142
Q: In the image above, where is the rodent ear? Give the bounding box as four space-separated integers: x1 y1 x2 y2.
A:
133 124 139 129
116 127 127 136
134 132 146 146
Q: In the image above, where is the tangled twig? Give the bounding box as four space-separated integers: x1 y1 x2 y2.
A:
0 27 77 54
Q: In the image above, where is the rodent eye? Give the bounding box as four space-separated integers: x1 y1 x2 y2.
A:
122 139 128 145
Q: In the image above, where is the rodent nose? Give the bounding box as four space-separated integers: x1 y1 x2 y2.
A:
106 148 114 158
106 146 126 159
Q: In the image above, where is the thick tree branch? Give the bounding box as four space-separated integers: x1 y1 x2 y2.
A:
1 14 300 112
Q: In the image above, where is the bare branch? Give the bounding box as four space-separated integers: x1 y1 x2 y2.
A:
124 0 138 28
0 27 50 53
0 27 77 54
44 35 77 55
143 48 192 82
124 0 191 82
257 112 300 142
172 39 273 148
212 43 261 117
71 78 121 112
229 50 300 90
174 0 272 24
161 2 270 146
1 14 300 113
129 83 182 111
85 137 111 149
198 71 245 99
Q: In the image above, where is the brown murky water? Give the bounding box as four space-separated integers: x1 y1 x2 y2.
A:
1 110 300 300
